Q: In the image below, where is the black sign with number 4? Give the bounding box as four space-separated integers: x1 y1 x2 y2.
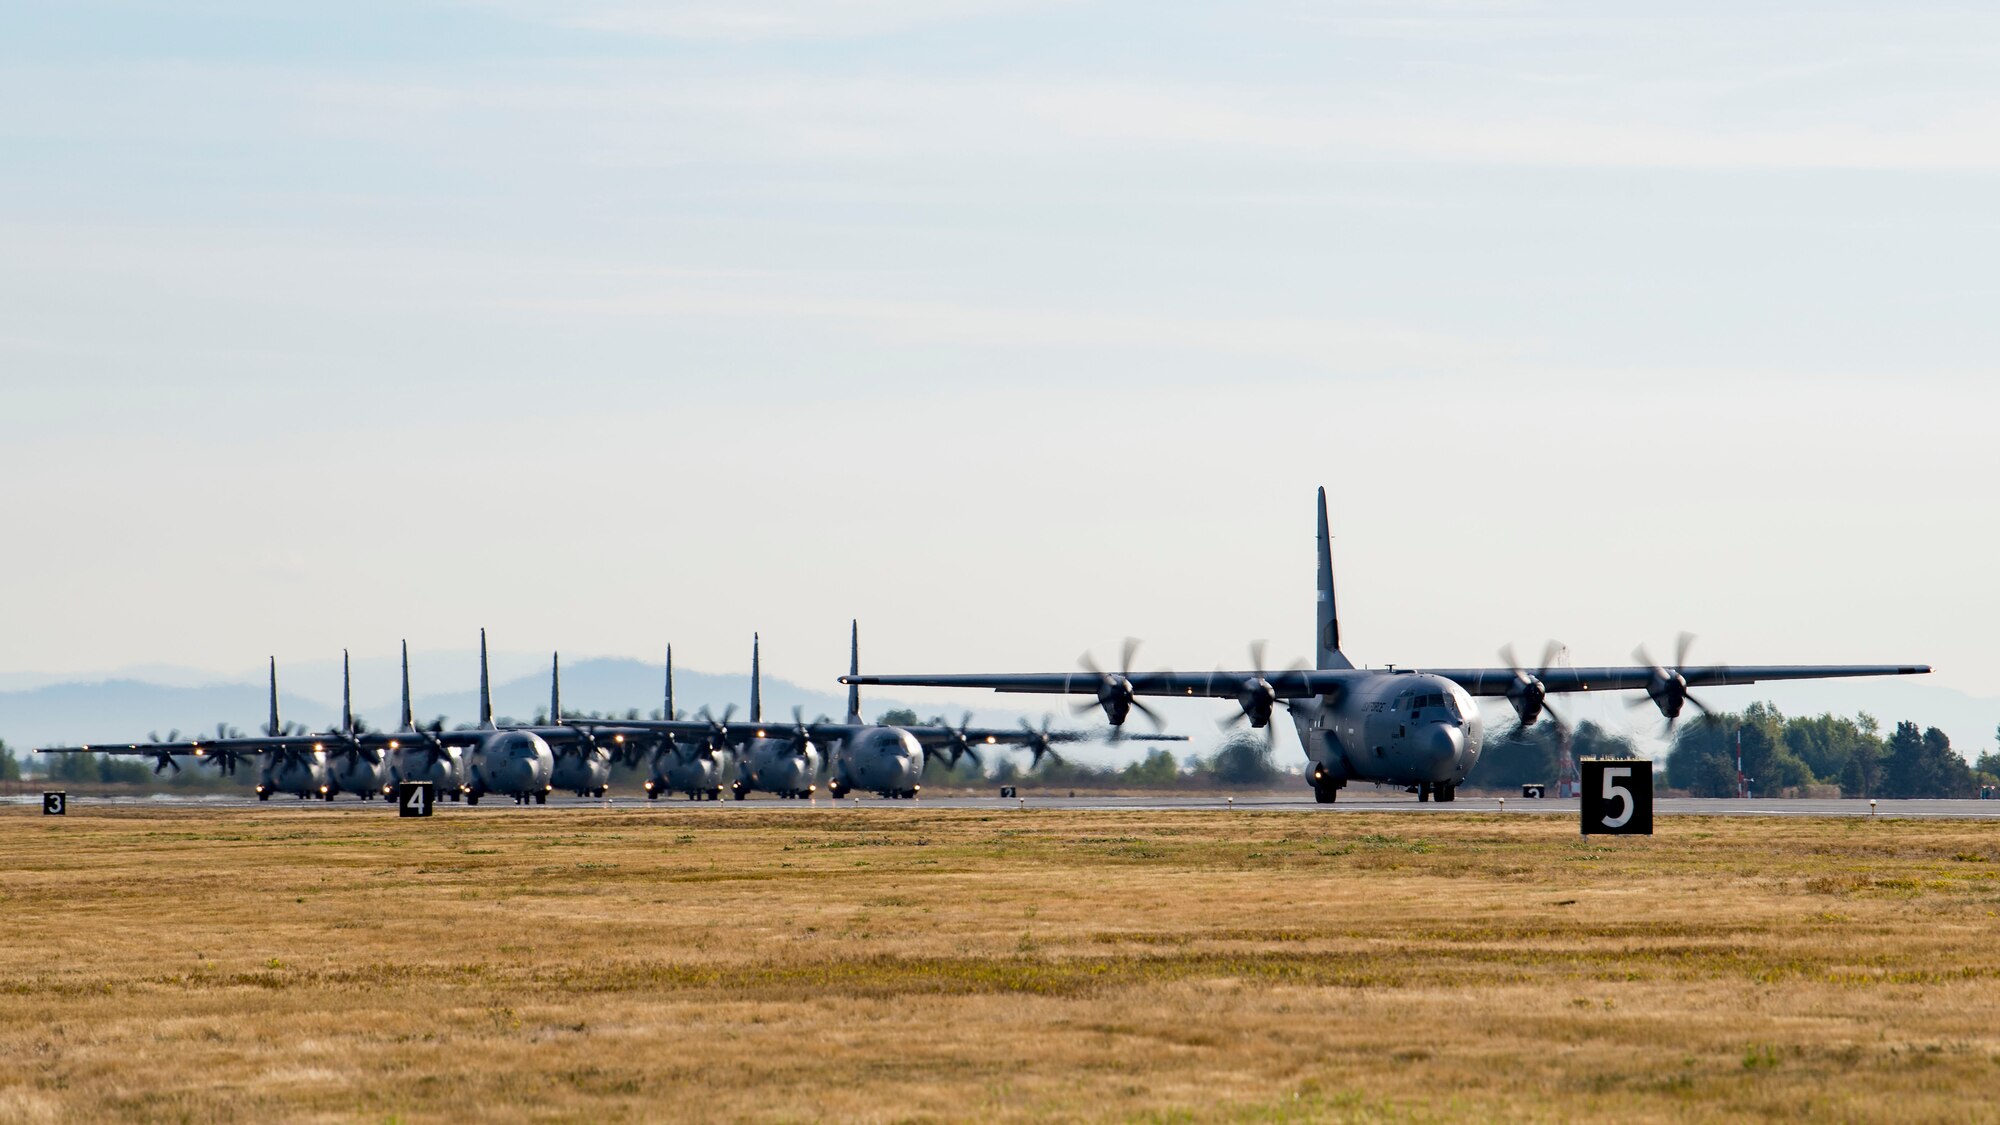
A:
398 781 435 818
1580 759 1653 835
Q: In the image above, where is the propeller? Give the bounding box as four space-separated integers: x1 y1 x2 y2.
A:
1217 641 1302 746
194 720 251 777
1499 641 1568 733
1629 632 1716 733
1073 638 1165 733
692 705 737 759
1017 716 1063 769
150 750 181 775
776 706 816 759
947 712 985 772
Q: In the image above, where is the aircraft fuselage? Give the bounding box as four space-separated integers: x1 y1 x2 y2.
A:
387 744 464 797
734 739 819 799
1293 672 1484 793
257 751 332 800
550 746 612 797
829 728 923 798
649 744 729 800
468 731 555 802
327 753 388 800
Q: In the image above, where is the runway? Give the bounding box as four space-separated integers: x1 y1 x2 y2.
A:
14 790 2000 819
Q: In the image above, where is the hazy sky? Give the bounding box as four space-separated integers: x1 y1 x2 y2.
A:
2 2 1993 741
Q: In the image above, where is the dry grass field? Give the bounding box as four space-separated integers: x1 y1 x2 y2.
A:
5 804 2000 1123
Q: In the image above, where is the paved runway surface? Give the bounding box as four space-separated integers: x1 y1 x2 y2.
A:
14 790 2000 819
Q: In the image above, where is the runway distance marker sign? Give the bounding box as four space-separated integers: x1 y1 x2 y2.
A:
1580 759 1653 836
398 781 435 818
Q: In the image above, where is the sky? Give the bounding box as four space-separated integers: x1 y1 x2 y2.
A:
1 2 1995 753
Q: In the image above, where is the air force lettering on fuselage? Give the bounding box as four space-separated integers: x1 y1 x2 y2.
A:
843 486 1931 804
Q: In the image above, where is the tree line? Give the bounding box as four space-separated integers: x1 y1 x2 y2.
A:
1466 705 1994 799
1663 704 1992 799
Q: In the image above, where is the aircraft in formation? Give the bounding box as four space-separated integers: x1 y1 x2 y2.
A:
566 624 1182 800
36 627 1168 802
844 487 1933 804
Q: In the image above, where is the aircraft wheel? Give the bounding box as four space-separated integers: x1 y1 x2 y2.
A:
1313 785 1336 804
647 790 660 801
708 789 721 801
1417 783 1432 803
535 792 547 805
732 786 748 801
466 792 480 806
1438 784 1456 803
258 791 271 802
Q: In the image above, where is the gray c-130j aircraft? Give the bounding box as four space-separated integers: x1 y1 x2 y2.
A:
843 488 1932 804
564 625 1184 799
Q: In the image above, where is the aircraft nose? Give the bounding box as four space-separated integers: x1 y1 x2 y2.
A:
1421 723 1462 768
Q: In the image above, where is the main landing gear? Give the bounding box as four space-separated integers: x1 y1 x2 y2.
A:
1414 782 1457 804
1310 766 1341 804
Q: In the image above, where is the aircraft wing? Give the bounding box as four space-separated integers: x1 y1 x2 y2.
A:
845 663 1930 701
1429 664 1932 696
842 670 1365 700
33 734 326 757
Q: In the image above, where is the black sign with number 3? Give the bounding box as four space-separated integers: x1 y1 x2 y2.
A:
1580 759 1653 835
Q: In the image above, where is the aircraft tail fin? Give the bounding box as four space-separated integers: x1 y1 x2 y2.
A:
550 652 561 725
846 619 862 724
664 645 674 720
342 649 354 734
399 641 414 730
750 633 762 723
478 629 494 729
267 657 281 737
1316 487 1354 671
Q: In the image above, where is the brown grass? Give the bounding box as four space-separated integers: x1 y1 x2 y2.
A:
4 805 2000 1122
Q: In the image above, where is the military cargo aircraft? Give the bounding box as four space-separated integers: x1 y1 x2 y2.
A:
844 488 1932 804
568 626 1184 800
38 658 339 799
322 651 391 800
381 640 468 801
639 647 734 800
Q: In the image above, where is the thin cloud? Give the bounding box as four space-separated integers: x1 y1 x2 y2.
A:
472 0 1072 40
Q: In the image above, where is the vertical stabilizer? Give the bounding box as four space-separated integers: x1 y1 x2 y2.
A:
1316 487 1354 670
399 641 414 730
664 645 675 720
478 629 494 729
550 652 561 724
267 657 281 737
750 633 762 723
342 650 354 734
846 619 862 724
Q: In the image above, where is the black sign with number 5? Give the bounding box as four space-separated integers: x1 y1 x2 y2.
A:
1580 759 1653 835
